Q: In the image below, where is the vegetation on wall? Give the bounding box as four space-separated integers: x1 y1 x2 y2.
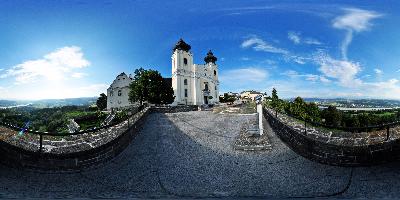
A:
266 89 400 129
0 106 106 133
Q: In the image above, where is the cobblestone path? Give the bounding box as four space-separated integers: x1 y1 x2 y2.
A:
1 111 400 198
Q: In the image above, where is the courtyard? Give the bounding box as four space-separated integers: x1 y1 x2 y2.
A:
1 111 400 198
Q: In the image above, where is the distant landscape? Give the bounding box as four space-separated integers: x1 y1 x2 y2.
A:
0 97 97 109
292 98 400 109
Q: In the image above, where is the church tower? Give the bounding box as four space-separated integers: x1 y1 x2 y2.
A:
171 38 193 105
171 38 219 106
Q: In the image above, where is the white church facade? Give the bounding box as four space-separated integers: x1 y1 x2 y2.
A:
171 39 219 106
106 72 137 110
106 38 219 110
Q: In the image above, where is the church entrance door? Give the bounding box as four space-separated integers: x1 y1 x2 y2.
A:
204 96 208 105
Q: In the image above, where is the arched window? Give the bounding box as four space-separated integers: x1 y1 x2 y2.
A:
184 79 187 85
214 70 216 76
184 58 188 65
185 89 188 97
118 90 122 96
204 83 209 91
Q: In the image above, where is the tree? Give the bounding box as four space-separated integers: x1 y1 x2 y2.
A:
322 106 342 127
160 79 175 104
96 93 107 111
129 68 175 105
270 88 279 109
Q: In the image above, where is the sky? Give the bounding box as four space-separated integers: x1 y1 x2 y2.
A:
0 0 400 100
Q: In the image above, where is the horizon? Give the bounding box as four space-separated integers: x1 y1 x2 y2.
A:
1 1 400 100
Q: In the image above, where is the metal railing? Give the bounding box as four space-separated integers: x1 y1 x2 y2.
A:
0 105 145 153
265 107 400 140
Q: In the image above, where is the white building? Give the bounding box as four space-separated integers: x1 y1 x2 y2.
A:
107 72 136 110
171 39 219 105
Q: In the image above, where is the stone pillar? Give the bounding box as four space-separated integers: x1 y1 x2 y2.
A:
257 104 263 136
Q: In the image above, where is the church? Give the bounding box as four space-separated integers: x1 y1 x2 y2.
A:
171 39 219 106
106 38 219 110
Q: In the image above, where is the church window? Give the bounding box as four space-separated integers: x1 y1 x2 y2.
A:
184 58 188 65
118 90 122 96
185 89 188 97
214 70 216 76
215 86 217 90
204 83 209 91
110 91 114 96
184 79 187 85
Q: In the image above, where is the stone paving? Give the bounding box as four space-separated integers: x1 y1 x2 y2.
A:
1 111 400 198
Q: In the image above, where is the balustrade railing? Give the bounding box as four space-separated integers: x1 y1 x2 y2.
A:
265 106 400 141
0 105 145 153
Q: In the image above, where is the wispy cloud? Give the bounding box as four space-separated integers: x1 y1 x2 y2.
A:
220 67 268 83
242 35 309 65
282 70 331 83
288 32 301 44
1 46 90 84
332 8 382 60
304 38 322 45
288 31 322 45
241 36 289 54
374 68 383 75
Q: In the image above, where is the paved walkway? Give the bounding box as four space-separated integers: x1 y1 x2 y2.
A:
1 111 400 198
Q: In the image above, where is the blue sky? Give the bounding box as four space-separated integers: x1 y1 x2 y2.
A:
0 0 400 100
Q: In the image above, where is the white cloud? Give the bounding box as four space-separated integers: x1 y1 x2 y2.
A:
282 70 331 83
240 57 250 61
396 69 400 72
241 36 289 54
284 55 307 65
319 76 331 83
220 67 268 89
1 46 90 84
288 31 322 45
241 35 312 65
332 8 382 60
304 38 322 45
71 72 87 78
288 31 301 44
374 68 383 75
314 53 362 87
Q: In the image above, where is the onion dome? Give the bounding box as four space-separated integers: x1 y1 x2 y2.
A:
204 50 217 64
173 38 191 52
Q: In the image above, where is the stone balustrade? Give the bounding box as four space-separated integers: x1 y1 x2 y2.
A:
264 108 400 166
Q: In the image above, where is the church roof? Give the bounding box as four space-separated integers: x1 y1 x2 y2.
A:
173 38 191 52
204 50 217 64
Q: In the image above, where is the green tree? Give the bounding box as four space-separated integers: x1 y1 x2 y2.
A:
270 88 279 109
96 93 107 111
160 79 175 104
129 68 175 105
322 106 342 127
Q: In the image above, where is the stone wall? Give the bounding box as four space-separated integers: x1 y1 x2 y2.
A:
0 108 150 170
150 105 198 113
264 108 400 166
